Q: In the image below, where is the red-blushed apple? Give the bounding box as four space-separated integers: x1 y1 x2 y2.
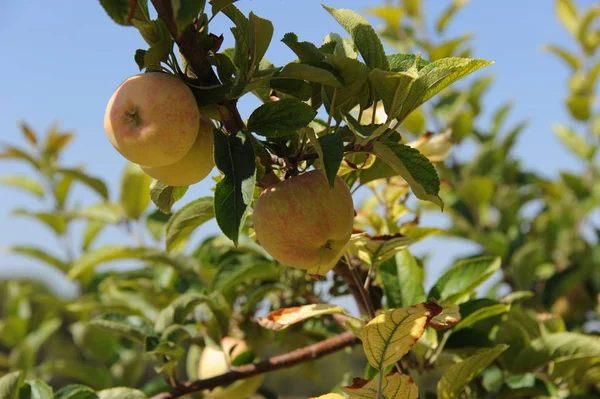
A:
104 73 199 167
252 170 355 276
198 337 264 399
141 117 214 186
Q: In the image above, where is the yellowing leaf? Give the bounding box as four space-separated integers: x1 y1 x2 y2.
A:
556 0 579 35
258 304 347 331
362 302 442 370
341 373 418 399
311 394 345 399
430 302 461 330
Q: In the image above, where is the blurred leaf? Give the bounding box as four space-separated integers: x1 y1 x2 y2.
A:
7 245 67 272
0 144 40 169
12 209 67 235
97 388 146 399
165 197 214 251
372 141 443 209
544 44 580 70
54 174 74 208
258 304 348 331
438 344 509 399
458 176 494 206
379 249 426 308
556 0 579 34
0 176 44 198
58 168 109 200
43 128 74 156
145 210 170 241
365 6 403 28
19 122 38 145
577 6 600 55
77 202 123 223
154 293 208 333
82 220 105 251
362 302 442 370
90 313 152 343
341 373 418 399
453 303 510 332
436 0 470 33
429 256 501 303
323 5 388 71
212 259 278 295
0 371 23 399
120 164 151 219
428 34 472 61
149 180 188 214
248 99 317 137
213 130 256 245
553 124 594 159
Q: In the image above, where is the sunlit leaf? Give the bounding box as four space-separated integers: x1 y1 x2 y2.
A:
258 304 348 331
0 176 44 198
0 371 23 399
165 197 214 251
341 373 418 399
430 302 461 330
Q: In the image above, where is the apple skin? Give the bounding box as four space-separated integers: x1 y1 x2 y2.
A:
252 170 355 276
141 117 214 186
198 337 264 399
104 73 199 167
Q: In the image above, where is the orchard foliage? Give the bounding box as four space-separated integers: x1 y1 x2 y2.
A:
1 0 600 398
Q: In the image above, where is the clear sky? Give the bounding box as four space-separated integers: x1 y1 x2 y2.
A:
0 0 596 298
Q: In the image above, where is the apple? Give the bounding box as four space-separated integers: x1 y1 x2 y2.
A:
141 117 214 186
104 73 199 167
252 170 355 276
198 337 264 399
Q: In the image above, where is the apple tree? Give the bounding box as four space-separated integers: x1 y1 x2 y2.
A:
1 0 599 398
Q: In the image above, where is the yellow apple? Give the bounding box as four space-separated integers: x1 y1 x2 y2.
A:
141 117 214 186
104 73 199 167
252 170 355 276
198 337 264 399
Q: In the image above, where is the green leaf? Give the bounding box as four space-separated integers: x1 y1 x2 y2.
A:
371 141 443 209
0 144 40 169
0 176 44 198
212 260 278 295
82 220 105 251
98 0 135 26
566 93 592 120
316 131 344 188
512 332 600 373
19 122 38 145
322 5 388 70
213 130 256 245
281 32 325 62
437 345 509 399
67 246 201 279
165 197 214 251
387 54 430 72
322 53 372 115
120 163 151 219
369 68 417 121
57 168 109 200
0 371 23 399
248 12 273 74
553 124 594 159
556 0 579 35
379 249 426 308
543 44 580 70
436 0 470 33
341 373 418 399
171 0 205 36
90 314 152 343
23 380 54 399
429 256 501 303
247 99 317 137
149 180 188 214
210 0 238 17
154 293 208 333
98 388 147 399
578 6 600 55
278 63 342 87
7 245 68 272
76 202 123 223
12 209 67 235
362 302 442 370
54 384 100 399
452 303 510 332
145 210 170 241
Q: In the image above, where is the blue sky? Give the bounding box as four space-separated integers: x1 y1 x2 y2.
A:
0 0 596 298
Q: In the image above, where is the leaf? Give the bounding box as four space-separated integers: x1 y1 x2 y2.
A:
368 68 417 121
154 293 208 333
248 12 273 74
210 0 238 17
146 210 170 240
42 360 111 390
350 230 441 266
247 99 317 137
58 168 109 200
311 394 345 399
258 304 348 331
372 141 442 209
278 63 342 87
120 163 151 219
430 302 461 330
212 260 278 295
578 6 600 55
511 332 600 373
82 221 105 251
149 180 188 214
323 5 388 71
436 0 470 33
437 344 508 399
429 256 501 303
12 209 67 235
387 54 430 72
0 176 43 198
19 121 38 145
7 245 68 272
362 302 442 370
171 0 205 36
23 380 54 399
67 246 201 279
556 0 579 35
341 373 418 399
98 388 147 399
553 124 593 159
452 303 510 332
0 371 23 399
164 197 214 251
378 249 426 308
98 0 135 25
543 44 580 70
319 132 345 188
0 144 40 169
213 130 256 245
54 384 99 399
90 314 152 343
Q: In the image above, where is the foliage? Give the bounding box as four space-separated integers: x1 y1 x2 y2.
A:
1 0 599 398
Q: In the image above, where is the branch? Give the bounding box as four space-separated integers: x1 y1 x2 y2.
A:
150 331 359 399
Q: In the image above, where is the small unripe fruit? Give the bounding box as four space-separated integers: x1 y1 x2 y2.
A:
253 170 355 276
198 337 264 399
141 117 214 186
104 73 199 167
